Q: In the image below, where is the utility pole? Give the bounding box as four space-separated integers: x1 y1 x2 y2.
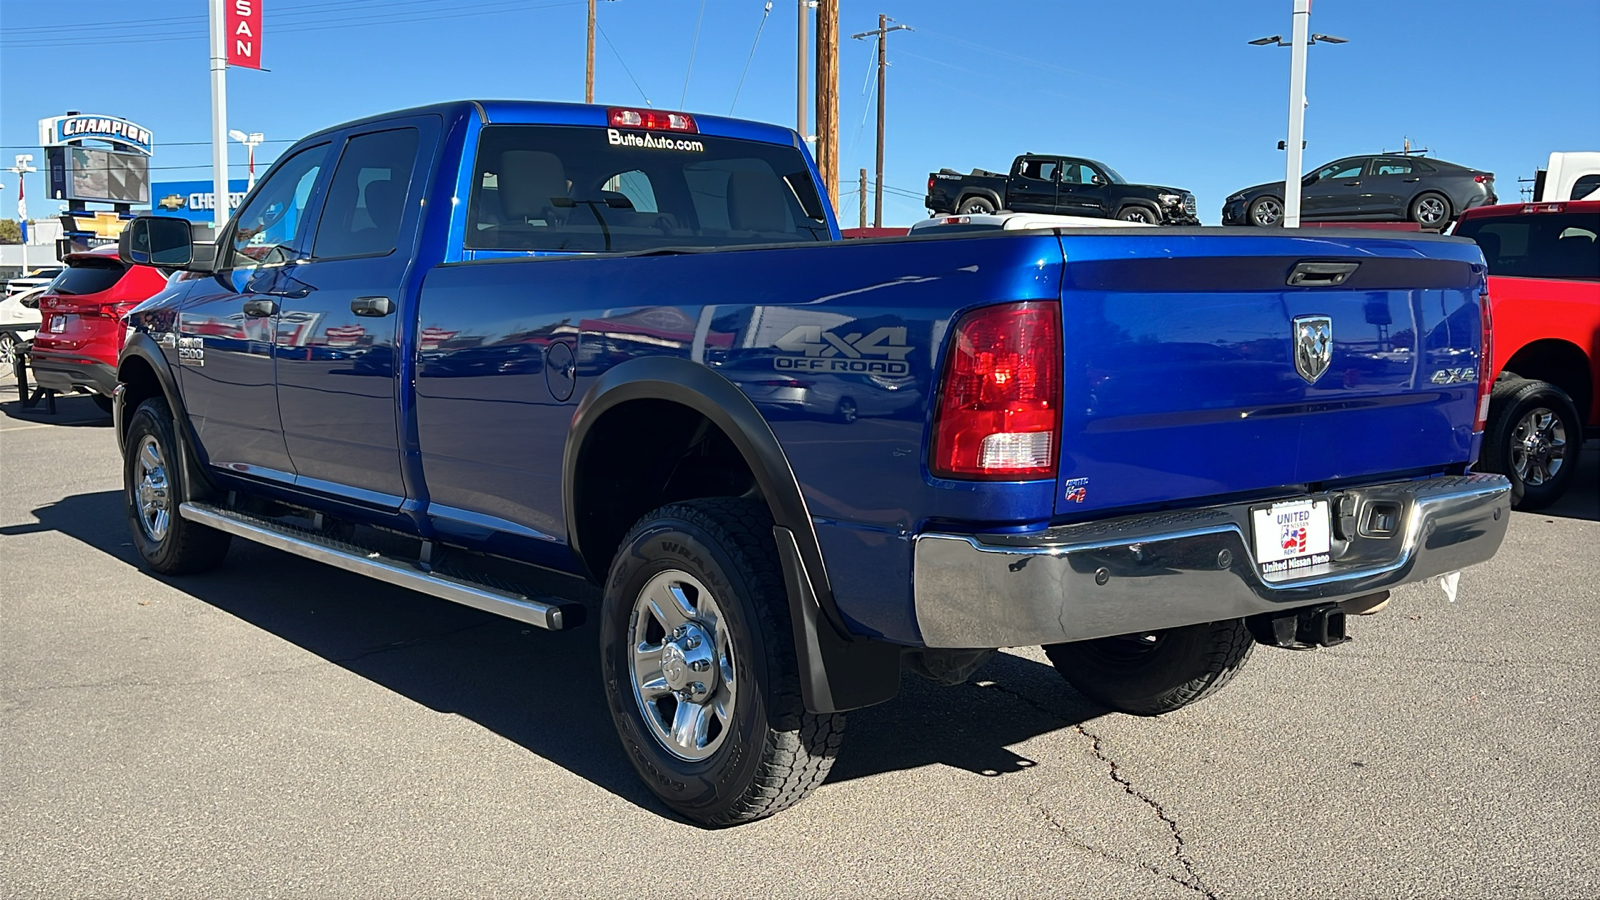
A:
207 0 230 229
586 0 596 103
814 0 838 210
859 168 867 229
853 15 911 228
796 0 810 140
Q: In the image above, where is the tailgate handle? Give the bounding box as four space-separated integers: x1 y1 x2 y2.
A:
1287 261 1360 287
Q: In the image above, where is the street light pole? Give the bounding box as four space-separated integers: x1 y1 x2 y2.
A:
8 155 36 275
229 130 264 192
208 0 230 230
1284 0 1311 227
797 0 809 140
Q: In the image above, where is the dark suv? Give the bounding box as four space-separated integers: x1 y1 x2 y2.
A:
1223 155 1496 229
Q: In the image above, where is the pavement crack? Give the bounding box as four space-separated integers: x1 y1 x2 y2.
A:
1074 723 1217 900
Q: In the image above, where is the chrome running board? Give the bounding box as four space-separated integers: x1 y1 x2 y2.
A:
179 502 580 631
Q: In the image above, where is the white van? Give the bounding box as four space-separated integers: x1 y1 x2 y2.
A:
1537 151 1600 201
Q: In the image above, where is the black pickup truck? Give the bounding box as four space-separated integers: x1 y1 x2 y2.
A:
926 154 1198 225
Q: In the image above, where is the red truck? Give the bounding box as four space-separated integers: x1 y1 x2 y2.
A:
1454 200 1600 508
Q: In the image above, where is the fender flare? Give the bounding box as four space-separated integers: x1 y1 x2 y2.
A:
958 188 1004 211
563 356 901 713
1117 200 1163 221
116 333 214 503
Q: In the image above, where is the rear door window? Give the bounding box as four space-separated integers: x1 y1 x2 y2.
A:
1456 212 1600 280
465 125 829 254
312 128 422 259
49 259 126 295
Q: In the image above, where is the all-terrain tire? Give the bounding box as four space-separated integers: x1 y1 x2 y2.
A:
1116 205 1160 224
1044 619 1255 716
124 397 232 575
957 195 997 215
599 497 845 826
1478 377 1583 510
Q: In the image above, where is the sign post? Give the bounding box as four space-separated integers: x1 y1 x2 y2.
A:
1283 0 1311 228
209 0 230 230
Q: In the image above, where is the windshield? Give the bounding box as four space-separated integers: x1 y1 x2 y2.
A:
1087 161 1127 184
466 125 831 254
1456 212 1599 281
49 258 126 296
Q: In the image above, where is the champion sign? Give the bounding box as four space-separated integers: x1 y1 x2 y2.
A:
40 115 154 155
228 0 263 70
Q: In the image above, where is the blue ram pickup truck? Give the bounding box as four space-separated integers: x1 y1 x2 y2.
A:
112 101 1510 826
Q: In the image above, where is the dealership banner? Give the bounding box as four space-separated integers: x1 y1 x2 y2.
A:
228 0 263 69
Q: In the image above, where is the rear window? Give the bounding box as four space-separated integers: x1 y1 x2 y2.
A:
1456 212 1600 281
50 258 127 295
465 125 829 253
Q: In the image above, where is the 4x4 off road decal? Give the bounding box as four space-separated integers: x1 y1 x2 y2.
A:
773 325 912 375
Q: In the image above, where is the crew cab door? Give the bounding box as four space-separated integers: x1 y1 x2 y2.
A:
1057 160 1111 217
271 118 436 506
1006 156 1060 213
178 142 331 481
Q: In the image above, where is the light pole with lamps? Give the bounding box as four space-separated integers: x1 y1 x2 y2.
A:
8 155 36 276
227 130 264 193
1250 0 1347 228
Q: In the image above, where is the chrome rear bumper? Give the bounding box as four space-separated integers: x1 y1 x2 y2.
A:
912 474 1511 649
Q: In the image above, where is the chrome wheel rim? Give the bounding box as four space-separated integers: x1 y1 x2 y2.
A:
1253 198 1282 226
133 435 172 542
0 333 15 376
628 569 736 762
1510 407 1567 486
1416 197 1446 225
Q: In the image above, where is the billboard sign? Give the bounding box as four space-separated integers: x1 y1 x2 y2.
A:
66 148 150 204
39 114 154 156
151 180 250 221
228 0 263 69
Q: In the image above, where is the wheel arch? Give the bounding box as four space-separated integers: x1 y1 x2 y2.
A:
563 356 904 714
957 189 1002 211
1501 338 1594 424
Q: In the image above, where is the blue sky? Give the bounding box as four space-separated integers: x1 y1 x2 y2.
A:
2 0 1597 225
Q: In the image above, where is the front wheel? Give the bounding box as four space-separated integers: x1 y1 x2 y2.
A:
1116 205 1160 224
1479 377 1583 509
1248 195 1283 226
1044 619 1254 716
124 398 232 574
600 498 845 826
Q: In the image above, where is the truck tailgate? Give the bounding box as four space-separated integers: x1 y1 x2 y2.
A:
1054 230 1488 516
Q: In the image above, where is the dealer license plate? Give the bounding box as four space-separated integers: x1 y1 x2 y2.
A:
49 314 67 333
1251 499 1331 577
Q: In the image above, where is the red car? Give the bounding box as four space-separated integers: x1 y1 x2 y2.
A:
1454 200 1600 508
27 246 172 413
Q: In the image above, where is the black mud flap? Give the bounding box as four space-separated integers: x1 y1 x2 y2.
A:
773 526 903 714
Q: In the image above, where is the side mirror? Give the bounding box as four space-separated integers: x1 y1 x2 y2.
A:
1091 174 1105 186
119 216 213 272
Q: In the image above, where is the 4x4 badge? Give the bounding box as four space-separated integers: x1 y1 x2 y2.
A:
1292 315 1332 384
773 325 912 375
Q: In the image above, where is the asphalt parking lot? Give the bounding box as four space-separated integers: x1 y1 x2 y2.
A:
3 388 1597 899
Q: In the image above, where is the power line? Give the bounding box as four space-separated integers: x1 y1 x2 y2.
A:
680 0 709 109
729 2 775 115
596 22 652 108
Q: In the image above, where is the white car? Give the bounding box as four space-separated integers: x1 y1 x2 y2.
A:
5 265 64 297
0 283 46 376
908 211 1158 234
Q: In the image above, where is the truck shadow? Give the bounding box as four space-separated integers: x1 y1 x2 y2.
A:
7 490 1106 820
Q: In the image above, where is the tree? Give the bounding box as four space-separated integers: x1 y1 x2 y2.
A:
0 219 21 244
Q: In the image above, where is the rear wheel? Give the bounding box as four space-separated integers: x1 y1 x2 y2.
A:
124 398 232 575
0 331 18 378
1248 196 1283 226
957 196 997 215
600 498 845 826
1116 205 1160 224
1479 377 1582 509
1044 619 1254 716
1409 192 1452 229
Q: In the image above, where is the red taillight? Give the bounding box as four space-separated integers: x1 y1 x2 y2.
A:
607 108 697 133
927 175 935 191
1475 292 1494 431
931 301 1061 480
1474 174 1493 183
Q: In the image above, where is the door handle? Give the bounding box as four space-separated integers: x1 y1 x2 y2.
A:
351 296 395 317
242 298 277 318
1403 178 1421 183
1343 180 1362 186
